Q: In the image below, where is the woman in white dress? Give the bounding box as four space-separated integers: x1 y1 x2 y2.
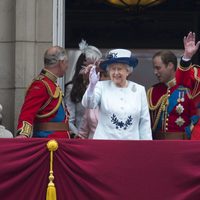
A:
82 49 152 140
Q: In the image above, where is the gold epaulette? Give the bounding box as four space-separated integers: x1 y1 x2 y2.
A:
147 87 168 111
24 74 45 96
34 74 45 81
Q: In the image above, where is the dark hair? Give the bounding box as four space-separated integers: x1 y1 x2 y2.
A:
153 50 177 71
65 53 88 103
0 114 2 125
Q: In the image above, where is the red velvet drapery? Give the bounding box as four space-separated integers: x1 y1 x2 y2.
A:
1 139 200 200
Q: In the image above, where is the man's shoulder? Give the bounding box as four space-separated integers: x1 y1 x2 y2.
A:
147 83 167 103
152 82 165 88
148 83 166 93
27 74 58 96
34 74 45 81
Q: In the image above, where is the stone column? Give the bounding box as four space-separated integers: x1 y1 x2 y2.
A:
14 0 53 135
0 0 15 133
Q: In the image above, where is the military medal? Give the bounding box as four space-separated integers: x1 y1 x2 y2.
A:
180 93 185 102
176 103 184 115
175 116 185 127
177 91 185 103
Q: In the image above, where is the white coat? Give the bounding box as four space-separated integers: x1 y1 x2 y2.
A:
82 80 152 140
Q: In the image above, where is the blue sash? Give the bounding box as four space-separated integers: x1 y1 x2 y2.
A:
33 105 66 137
156 86 186 131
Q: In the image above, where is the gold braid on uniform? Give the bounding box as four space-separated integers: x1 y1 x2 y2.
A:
147 88 168 132
191 66 200 98
147 88 167 110
178 63 193 71
41 69 57 83
37 80 63 118
18 121 33 137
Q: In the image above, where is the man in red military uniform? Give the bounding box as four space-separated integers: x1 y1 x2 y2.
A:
16 46 70 138
147 50 196 140
176 32 200 139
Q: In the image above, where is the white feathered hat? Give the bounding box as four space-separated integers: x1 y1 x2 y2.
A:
79 39 102 61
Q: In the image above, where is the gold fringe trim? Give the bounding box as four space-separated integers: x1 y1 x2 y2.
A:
46 140 58 200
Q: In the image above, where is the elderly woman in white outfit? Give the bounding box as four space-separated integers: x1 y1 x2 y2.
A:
82 49 152 140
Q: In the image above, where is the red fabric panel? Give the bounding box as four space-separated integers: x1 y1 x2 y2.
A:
1 139 200 200
0 138 49 200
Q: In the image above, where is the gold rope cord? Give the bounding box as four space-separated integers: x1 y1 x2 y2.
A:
152 95 168 132
147 88 167 111
37 90 62 118
191 67 200 98
177 64 193 71
46 140 58 200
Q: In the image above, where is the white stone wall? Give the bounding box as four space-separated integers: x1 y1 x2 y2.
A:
14 0 53 135
0 0 15 134
0 0 53 134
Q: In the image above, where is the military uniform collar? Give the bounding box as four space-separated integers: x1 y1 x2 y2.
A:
41 68 58 83
166 78 176 88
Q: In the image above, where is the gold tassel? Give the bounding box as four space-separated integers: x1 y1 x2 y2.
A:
46 140 58 200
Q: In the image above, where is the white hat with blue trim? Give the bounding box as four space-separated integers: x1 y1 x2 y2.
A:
100 49 138 70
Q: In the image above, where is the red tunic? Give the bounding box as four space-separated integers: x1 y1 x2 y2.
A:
176 63 200 139
147 79 196 139
17 69 70 138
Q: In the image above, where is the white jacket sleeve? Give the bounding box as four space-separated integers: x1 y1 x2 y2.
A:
82 81 102 109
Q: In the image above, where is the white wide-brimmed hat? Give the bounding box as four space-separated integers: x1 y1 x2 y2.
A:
100 49 138 70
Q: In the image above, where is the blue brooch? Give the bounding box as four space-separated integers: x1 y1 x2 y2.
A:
111 114 133 130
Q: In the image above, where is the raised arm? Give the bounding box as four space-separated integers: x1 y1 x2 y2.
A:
183 32 200 59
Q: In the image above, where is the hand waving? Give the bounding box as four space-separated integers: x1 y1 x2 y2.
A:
89 65 100 87
183 32 200 59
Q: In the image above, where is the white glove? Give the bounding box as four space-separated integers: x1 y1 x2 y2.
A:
87 65 100 96
89 65 100 86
